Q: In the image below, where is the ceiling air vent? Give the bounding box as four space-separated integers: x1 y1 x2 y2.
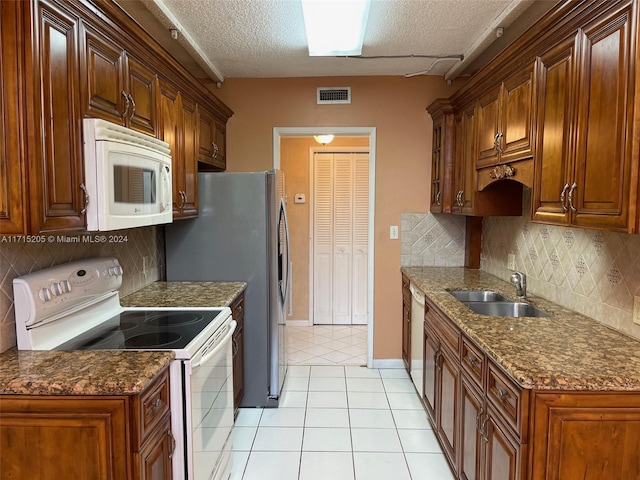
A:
317 87 351 104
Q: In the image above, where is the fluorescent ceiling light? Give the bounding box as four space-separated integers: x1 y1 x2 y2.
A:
301 0 371 56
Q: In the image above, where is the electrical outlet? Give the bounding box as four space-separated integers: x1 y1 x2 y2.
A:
507 253 516 270
390 226 399 240
142 256 148 275
634 296 640 325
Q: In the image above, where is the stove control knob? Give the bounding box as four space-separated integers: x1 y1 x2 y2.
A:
50 282 62 296
39 288 52 302
60 280 71 293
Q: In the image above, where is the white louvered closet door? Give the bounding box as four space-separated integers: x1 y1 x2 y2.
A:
313 152 369 325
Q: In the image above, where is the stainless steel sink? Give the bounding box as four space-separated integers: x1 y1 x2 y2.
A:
464 301 550 318
449 290 510 303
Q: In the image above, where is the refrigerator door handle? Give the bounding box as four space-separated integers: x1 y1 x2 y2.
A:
278 197 291 308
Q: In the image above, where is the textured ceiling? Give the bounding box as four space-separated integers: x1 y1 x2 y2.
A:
138 0 552 81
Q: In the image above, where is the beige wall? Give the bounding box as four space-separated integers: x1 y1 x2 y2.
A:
281 136 369 321
209 76 461 359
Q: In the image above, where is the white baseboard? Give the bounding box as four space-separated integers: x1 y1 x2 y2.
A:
371 358 405 369
286 320 311 327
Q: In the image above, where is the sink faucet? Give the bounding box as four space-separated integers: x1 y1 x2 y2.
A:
510 271 526 301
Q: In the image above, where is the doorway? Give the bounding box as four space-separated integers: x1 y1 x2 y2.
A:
273 127 376 368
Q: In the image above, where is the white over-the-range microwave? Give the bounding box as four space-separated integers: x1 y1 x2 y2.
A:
83 118 173 231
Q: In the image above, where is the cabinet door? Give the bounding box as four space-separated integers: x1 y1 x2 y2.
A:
476 87 501 167
438 345 460 475
0 396 129 479
136 416 173 480
82 24 125 123
483 406 521 480
453 105 476 214
126 56 157 136
31 0 85 233
158 81 182 217
500 67 534 162
531 38 576 225
180 94 198 218
197 105 226 171
0 1 27 234
233 324 245 412
572 4 635 231
402 280 411 372
460 374 484 480
430 118 445 212
423 322 439 425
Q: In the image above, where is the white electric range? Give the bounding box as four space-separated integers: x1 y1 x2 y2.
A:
13 257 235 480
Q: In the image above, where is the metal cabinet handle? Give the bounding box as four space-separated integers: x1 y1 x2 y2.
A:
497 132 504 153
480 413 489 443
568 182 577 212
560 183 570 213
467 355 478 367
121 90 130 118
496 387 510 402
80 183 89 214
127 94 136 120
494 133 500 154
212 143 219 159
456 190 464 207
178 190 186 209
435 190 441 206
168 430 176 458
232 338 238 355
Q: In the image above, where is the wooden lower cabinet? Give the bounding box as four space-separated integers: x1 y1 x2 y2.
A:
402 274 411 372
232 291 246 414
415 283 640 480
0 369 173 480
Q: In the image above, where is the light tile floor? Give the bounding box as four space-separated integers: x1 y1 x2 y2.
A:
231 365 455 480
287 325 367 366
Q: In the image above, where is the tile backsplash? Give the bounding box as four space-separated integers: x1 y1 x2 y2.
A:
400 213 466 267
482 188 640 340
0 227 165 352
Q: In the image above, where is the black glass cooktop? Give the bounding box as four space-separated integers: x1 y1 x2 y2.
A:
55 309 224 350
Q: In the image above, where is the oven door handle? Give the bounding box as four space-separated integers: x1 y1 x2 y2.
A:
192 320 237 368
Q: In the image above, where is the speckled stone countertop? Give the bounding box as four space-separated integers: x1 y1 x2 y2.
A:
120 281 246 308
401 267 640 392
0 349 174 396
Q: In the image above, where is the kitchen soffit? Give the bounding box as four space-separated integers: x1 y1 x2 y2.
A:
126 0 556 82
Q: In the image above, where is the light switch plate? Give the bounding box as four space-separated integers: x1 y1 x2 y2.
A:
634 296 640 325
507 253 516 270
390 226 399 240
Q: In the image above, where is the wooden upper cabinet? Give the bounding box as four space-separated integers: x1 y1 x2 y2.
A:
180 94 198 218
427 100 454 213
476 66 535 169
532 37 577 226
533 2 636 232
452 105 477 214
197 105 226 171
31 0 86 233
572 3 635 231
0 1 28 235
158 81 198 219
81 24 156 136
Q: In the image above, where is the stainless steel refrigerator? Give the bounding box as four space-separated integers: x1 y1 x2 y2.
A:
165 171 289 407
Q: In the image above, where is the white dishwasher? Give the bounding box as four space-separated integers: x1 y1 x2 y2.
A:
409 283 425 396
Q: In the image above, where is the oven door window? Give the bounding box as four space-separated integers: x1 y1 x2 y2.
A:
187 321 235 480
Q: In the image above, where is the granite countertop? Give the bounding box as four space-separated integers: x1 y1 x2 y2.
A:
1 282 244 396
120 281 247 308
0 349 174 396
401 266 640 392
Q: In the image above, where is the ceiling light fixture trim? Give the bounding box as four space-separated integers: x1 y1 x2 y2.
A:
314 134 335 145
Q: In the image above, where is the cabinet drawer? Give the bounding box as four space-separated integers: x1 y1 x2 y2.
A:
232 294 245 326
134 369 170 447
461 335 484 389
487 360 526 438
425 299 460 355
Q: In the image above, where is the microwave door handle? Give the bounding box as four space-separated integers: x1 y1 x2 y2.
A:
161 165 171 211
192 321 236 368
